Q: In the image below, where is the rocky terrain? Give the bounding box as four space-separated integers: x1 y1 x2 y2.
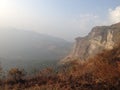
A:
61 22 120 63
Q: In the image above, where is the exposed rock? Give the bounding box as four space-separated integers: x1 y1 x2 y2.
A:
61 22 120 63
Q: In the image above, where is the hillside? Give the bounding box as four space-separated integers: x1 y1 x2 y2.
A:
0 28 72 71
61 22 120 63
0 23 120 90
0 43 120 90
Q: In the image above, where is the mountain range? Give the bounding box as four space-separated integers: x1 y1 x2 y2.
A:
0 28 72 71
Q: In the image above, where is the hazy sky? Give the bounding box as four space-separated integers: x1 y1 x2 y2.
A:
0 0 120 41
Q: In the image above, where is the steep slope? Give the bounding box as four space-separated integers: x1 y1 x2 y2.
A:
61 22 120 63
1 45 120 90
0 28 72 70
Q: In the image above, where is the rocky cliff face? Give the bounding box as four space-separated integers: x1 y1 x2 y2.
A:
61 22 120 63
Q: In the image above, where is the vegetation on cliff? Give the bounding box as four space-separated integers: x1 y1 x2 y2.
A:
0 45 120 90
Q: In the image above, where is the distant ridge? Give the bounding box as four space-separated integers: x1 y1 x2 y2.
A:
0 28 72 70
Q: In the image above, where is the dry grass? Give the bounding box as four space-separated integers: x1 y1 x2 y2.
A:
0 45 120 90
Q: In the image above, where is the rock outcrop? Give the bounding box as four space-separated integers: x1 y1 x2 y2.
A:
61 22 120 63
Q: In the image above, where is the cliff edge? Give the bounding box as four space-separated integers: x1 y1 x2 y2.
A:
61 22 120 63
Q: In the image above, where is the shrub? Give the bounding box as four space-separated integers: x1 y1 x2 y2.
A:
7 68 26 83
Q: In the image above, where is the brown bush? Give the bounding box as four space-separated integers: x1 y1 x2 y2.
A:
7 68 26 83
0 45 120 90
